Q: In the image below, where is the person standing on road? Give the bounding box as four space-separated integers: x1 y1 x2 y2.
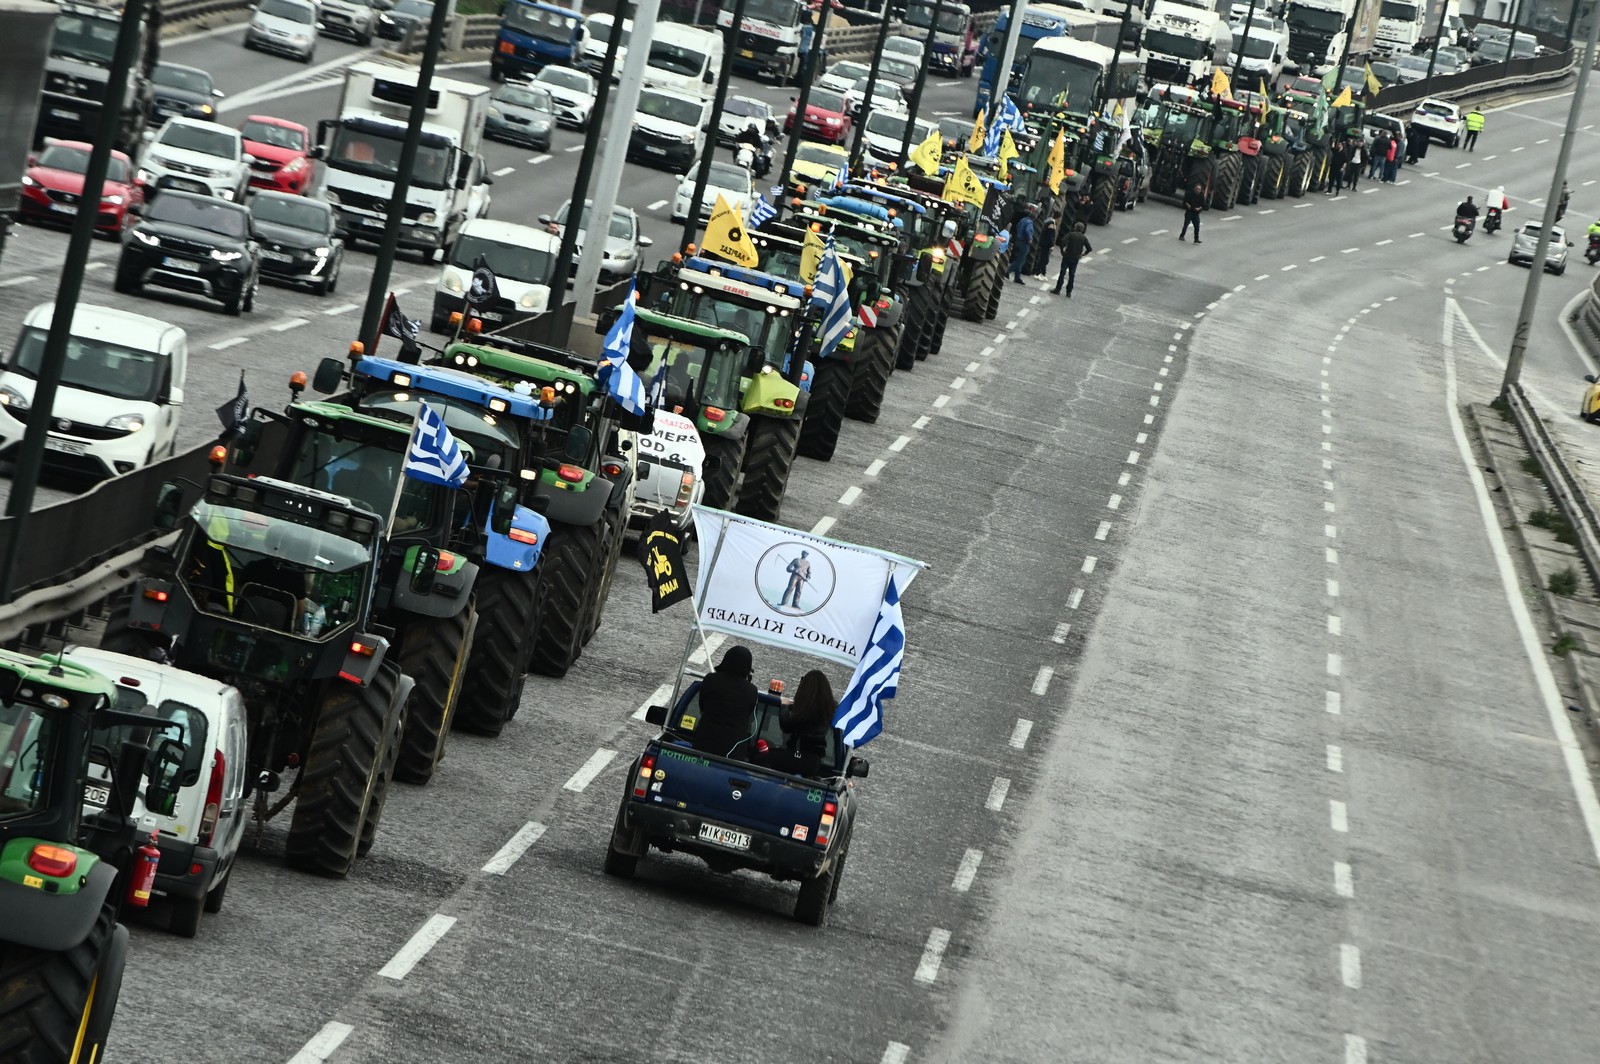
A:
1180 181 1206 243
1036 211 1057 278
1369 132 1389 181
1383 134 1400 183
1010 207 1036 282
1053 222 1092 296
1328 139 1348 195
1464 106 1485 151
1345 136 1364 191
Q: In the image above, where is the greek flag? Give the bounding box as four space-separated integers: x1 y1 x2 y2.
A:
748 186 780 230
830 159 848 191
599 287 648 416
812 236 852 362
832 572 905 746
402 400 469 488
984 95 1025 156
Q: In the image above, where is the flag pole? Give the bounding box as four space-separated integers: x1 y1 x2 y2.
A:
385 403 424 532
674 508 733 709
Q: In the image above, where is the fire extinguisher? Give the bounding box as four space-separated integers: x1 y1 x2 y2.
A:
127 831 160 908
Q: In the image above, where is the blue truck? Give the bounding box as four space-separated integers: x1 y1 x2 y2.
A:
491 0 586 80
608 680 870 925
974 2 1078 116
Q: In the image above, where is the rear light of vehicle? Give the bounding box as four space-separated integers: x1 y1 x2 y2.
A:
816 799 837 847
349 640 378 657
557 464 586 482
676 472 695 505
773 397 794 409
198 751 225 847
704 407 726 422
508 527 539 545
437 550 455 570
27 843 77 878
602 462 623 477
634 754 655 798
143 587 168 602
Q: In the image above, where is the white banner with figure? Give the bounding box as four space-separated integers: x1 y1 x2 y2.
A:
690 506 923 666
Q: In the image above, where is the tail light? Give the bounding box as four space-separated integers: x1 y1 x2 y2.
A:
816 799 837 847
704 407 726 422
675 472 695 505
602 462 623 477
349 639 378 657
508 527 539 545
773 398 794 409
436 550 455 570
27 843 77 878
143 587 169 602
633 754 656 798
198 751 225 847
556 464 586 482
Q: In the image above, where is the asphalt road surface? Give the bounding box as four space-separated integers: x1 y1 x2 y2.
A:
5 26 1600 1064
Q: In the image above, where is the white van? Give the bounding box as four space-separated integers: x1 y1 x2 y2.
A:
68 646 250 938
431 218 561 332
0 302 187 480
581 11 632 77
643 21 722 96
629 408 705 537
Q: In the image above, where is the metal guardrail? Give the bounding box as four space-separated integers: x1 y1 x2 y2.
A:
1368 45 1578 116
1504 382 1600 593
160 0 254 32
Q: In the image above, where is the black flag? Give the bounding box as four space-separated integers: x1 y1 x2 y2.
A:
215 372 249 439
378 292 423 363
641 511 693 613
467 255 500 306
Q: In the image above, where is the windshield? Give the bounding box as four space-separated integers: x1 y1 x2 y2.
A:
0 703 54 819
666 293 793 364
36 145 130 183
51 13 120 64
649 41 708 76
736 0 801 25
886 38 922 56
538 67 591 93
796 143 845 167
153 65 212 94
826 62 869 82
158 124 239 160
328 126 453 189
880 59 919 84
852 77 899 99
260 0 315 20
361 393 518 466
394 0 432 15
638 332 746 410
450 233 552 283
638 91 702 125
240 120 305 150
555 202 635 240
867 111 910 138
808 89 846 113
1145 28 1213 58
251 196 332 234
905 2 967 33
587 15 630 44
1018 53 1102 111
726 97 767 118
707 162 749 189
505 3 578 41
286 439 434 532
1234 33 1275 58
10 325 165 403
1379 0 1418 17
149 195 250 238
1286 4 1343 30
497 86 554 112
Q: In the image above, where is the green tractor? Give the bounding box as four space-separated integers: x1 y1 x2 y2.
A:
0 650 189 1063
1140 90 1223 203
899 158 1013 323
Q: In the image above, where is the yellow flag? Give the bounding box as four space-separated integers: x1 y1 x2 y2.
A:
1113 100 1124 120
909 128 943 178
967 108 986 154
702 193 759 268
1331 85 1353 108
942 155 985 205
800 225 825 284
1259 77 1272 121
1364 62 1381 97
997 129 1019 182
1210 67 1231 99
1047 128 1066 194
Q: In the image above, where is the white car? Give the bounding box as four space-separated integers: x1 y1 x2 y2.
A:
243 0 322 63
432 218 559 332
580 11 631 76
628 408 705 537
138 118 252 201
818 60 871 95
1410 97 1462 147
533 66 597 130
719 94 775 145
0 302 187 479
843 75 908 120
67 646 251 938
672 159 754 223
863 112 937 169
540 200 653 284
883 34 925 69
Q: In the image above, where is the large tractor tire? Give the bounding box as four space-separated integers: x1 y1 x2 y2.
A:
986 266 1004 319
0 903 124 1064
927 287 951 355
1238 155 1261 205
529 518 606 679
285 661 404 877
699 430 746 512
1211 153 1242 211
455 569 541 736
358 682 407 858
845 325 899 424
582 502 628 643
963 259 997 321
392 605 477 784
1287 153 1311 198
734 414 802 523
797 357 853 461
1089 177 1116 225
1261 154 1287 199
895 291 926 370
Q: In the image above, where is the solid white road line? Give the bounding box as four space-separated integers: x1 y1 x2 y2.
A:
379 915 456 981
286 1022 355 1064
1340 944 1362 988
482 822 547 875
986 777 1010 810
839 486 862 506
914 929 951 984
563 749 618 792
882 1044 911 1064
1031 668 1052 696
1330 800 1349 833
1009 719 1034 749
633 682 673 721
811 515 836 536
952 848 984 892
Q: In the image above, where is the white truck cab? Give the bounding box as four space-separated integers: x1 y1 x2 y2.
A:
643 21 723 95
432 217 559 331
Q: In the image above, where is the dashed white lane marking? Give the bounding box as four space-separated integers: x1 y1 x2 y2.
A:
1345 1034 1368 1064
1328 613 1341 635
632 682 673 721
1010 719 1034 749
1122 237 1137 244
1255 273 1270 280
1117 471 1131 486
1310 255 1325 262
1409 232 1425 238
1052 622 1071 644
1327 578 1339 596
324 302 359 315
210 337 248 350
565 144 584 152
1455 162 1471 169
1325 524 1337 538
839 486 862 506
1005 320 1019 330
979 345 994 357
482 821 547 875
84 261 107 270
1094 520 1111 540
1108 494 1122 510
1222 215 1242 221
287 1022 355 1064
1293 202 1311 209
1326 691 1342 715
986 777 1011 810
1136 430 1150 441
1361 187 1378 194
563 748 617 792
1150 228 1169 235
914 928 952 985
889 435 911 452
811 515 835 536
1259 208 1276 214
1150 395 1160 407
530 155 550 164
882 1043 911 1064
951 376 967 389
1327 744 1343 772
0 275 38 288
1127 450 1141 464
647 198 668 210
1327 653 1341 676
379 914 457 980
1537 137 1550 144
1081 556 1097 574
1330 800 1349 833
965 361 980 372
272 317 309 332
1340 944 1362 989
865 459 885 477
493 165 516 177
933 394 950 408
1334 861 1354 898
913 415 930 429
1375 238 1393 246
1512 145 1526 152
1067 588 1084 610
1028 295 1041 305
952 848 984 892
1342 247 1359 254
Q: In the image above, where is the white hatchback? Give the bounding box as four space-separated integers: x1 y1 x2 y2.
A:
672 159 753 223
1411 97 1462 147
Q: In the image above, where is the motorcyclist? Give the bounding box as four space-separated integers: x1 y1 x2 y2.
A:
735 122 765 167
1588 217 1600 239
1456 195 1479 221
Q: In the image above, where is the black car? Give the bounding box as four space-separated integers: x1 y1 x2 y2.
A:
376 0 431 40
116 190 261 315
250 191 345 295
149 62 222 126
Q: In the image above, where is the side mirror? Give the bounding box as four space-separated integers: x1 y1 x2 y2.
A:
845 757 870 778
490 481 519 534
537 213 553 225
941 218 958 239
242 153 258 167
313 356 345 394
645 703 668 725
213 88 226 99
144 737 187 816
1585 374 1597 384
564 424 593 462
153 481 184 530
410 545 441 595
638 234 654 247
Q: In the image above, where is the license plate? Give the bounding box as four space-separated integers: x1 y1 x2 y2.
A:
740 48 754 57
646 146 667 155
697 823 751 850
83 782 110 807
164 257 202 272
49 107 76 119
44 437 86 456
261 250 293 262
49 203 77 215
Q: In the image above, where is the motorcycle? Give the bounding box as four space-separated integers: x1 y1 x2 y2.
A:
1485 205 1502 234
1586 232 1600 265
1453 215 1476 243
735 137 773 180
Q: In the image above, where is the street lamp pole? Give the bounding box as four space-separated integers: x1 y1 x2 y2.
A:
898 0 945 165
848 2 899 159
681 0 751 251
549 0 629 294
1231 0 1262 88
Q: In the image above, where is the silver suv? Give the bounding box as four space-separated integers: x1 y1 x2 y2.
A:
319 0 386 44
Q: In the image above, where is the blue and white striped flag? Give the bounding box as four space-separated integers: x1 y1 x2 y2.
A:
402 400 469 488
832 572 905 746
600 285 648 416
748 185 780 229
830 159 848 191
984 95 1025 155
811 236 852 362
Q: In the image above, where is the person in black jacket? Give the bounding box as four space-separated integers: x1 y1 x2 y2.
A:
777 669 837 777
1053 222 1092 297
692 645 758 759
1180 181 1206 243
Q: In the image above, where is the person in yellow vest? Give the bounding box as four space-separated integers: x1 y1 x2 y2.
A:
1464 107 1484 152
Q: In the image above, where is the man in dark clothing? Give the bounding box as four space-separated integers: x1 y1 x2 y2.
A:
1011 207 1036 282
1328 140 1347 195
691 645 759 759
1456 195 1479 220
1053 222 1092 296
1180 182 1206 243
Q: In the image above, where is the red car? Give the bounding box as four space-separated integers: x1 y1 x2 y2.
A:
785 88 854 145
240 115 314 194
18 140 143 237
